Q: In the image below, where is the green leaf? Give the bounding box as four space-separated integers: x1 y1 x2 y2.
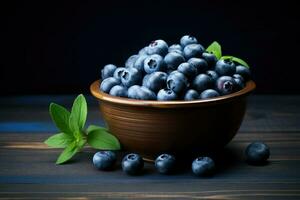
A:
49 103 72 134
221 56 250 68
69 94 87 132
87 129 121 150
206 41 222 59
87 125 107 134
44 133 74 148
56 142 79 164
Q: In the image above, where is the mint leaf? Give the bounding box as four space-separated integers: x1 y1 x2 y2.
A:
44 133 74 148
221 56 250 68
87 125 107 134
87 128 120 150
69 94 87 132
56 142 79 164
49 103 72 134
206 41 222 59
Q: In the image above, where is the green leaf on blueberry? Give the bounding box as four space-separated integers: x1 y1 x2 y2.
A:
221 55 250 68
45 94 121 164
206 41 222 59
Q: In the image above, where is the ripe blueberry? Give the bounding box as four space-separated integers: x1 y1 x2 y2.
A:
184 89 199 101
202 52 218 68
245 141 270 165
206 70 219 82
138 47 148 55
121 68 142 87
133 54 148 73
192 157 215 176
128 85 156 100
164 51 185 71
177 62 197 79
143 71 167 92
93 151 117 170
155 154 176 174
122 153 144 175
180 35 198 47
113 67 126 81
183 44 205 59
146 39 168 56
236 65 251 81
188 58 209 74
192 74 213 92
144 54 166 74
200 89 220 99
215 59 236 76
216 76 235 95
109 85 128 97
101 64 117 80
125 55 139 68
100 77 120 93
167 71 189 94
157 89 178 101
233 74 245 90
168 44 183 53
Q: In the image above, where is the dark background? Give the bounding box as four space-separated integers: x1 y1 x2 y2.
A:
1 0 299 95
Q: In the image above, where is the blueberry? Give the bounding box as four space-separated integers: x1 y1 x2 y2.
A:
200 89 220 99
142 74 151 86
125 55 139 68
128 85 140 99
236 65 251 81
180 35 198 47
215 59 236 76
122 153 144 175
202 52 218 67
155 154 176 174
109 85 128 97
192 157 215 176
138 47 149 55
188 58 209 74
216 76 235 95
144 54 166 74
168 44 183 52
192 74 213 92
128 85 156 100
164 51 185 71
245 141 270 164
233 74 245 90
143 71 167 92
121 68 142 87
183 44 205 59
206 70 219 82
167 71 189 94
184 89 199 101
100 77 120 93
93 151 117 170
177 62 197 79
146 39 168 56
113 67 126 81
133 54 148 73
157 88 178 101
101 64 117 80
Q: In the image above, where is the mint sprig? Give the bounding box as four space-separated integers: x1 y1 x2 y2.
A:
45 94 121 164
206 41 222 59
221 56 250 68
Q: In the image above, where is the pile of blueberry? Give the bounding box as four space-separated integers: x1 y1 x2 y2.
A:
100 35 251 100
93 141 270 176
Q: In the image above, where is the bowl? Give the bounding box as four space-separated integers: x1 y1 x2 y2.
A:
90 80 256 160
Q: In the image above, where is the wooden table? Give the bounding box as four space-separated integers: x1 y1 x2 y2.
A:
1 95 300 199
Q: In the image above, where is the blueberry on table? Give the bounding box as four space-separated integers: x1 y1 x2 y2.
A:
245 141 270 165
192 157 215 177
121 68 142 87
216 76 236 95
177 62 197 79
122 153 144 175
180 35 198 47
167 71 189 94
200 89 220 99
215 59 236 76
184 89 199 100
206 70 219 82
113 67 126 81
202 52 218 68
188 58 209 74
109 85 128 97
183 44 205 59
164 51 185 71
168 44 183 53
101 64 117 80
93 151 117 170
143 71 167 92
146 39 168 56
192 74 214 92
144 54 166 74
157 89 178 101
100 77 120 93
236 65 251 81
125 55 139 68
155 154 176 174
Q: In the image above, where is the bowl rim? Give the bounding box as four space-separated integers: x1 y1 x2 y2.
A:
90 80 256 108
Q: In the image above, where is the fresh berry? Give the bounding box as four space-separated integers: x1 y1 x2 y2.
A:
184 89 199 100
192 157 215 176
236 65 251 81
183 44 205 59
177 62 197 79
113 67 126 81
146 39 168 56
168 44 183 53
206 70 219 82
215 59 236 76
125 55 139 68
155 154 176 174
127 85 140 99
93 151 117 170
122 153 144 175
109 85 128 97
188 58 209 74
144 54 166 74
164 51 185 71
127 85 156 100
133 54 148 73
101 64 117 80
138 47 148 55
100 77 120 93
121 68 142 87
180 35 198 47
157 89 178 101
192 74 213 92
233 74 245 90
216 76 235 95
167 71 189 94
143 72 167 92
202 52 218 67
200 89 220 99
245 141 270 164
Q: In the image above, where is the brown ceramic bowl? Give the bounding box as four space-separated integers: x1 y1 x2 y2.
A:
90 80 256 160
